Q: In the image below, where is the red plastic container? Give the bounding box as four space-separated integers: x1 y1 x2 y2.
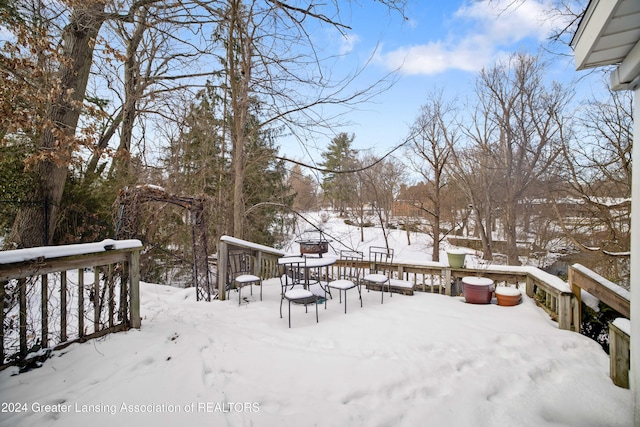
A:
462 277 494 304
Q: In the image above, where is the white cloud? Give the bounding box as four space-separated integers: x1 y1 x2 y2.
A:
340 33 360 55
378 0 558 76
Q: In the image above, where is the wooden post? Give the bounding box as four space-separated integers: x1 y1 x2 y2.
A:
256 251 263 277
557 293 573 331
218 240 228 301
93 268 99 333
19 278 26 357
108 263 114 328
129 249 141 329
41 274 48 348
120 260 129 326
609 322 630 388
444 269 451 296
525 275 534 298
60 271 67 343
568 267 582 333
78 269 85 338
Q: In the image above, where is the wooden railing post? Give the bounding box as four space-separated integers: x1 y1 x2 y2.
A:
41 274 48 348
78 269 85 338
568 267 582 333
609 321 630 388
217 240 228 301
129 249 141 329
60 271 67 343
525 275 535 298
19 278 27 357
557 293 573 331
93 268 99 333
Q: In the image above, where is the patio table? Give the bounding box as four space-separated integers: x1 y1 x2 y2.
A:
278 255 337 298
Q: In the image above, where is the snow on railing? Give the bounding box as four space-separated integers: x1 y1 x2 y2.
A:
0 240 142 370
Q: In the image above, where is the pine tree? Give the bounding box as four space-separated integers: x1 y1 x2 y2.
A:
320 133 358 216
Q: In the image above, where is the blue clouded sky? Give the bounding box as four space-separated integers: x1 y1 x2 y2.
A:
282 0 598 171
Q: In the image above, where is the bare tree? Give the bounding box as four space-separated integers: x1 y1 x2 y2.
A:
287 164 318 212
556 86 631 283
5 0 109 248
448 142 499 261
463 53 569 265
203 0 406 238
3 0 407 248
360 154 405 249
405 91 456 262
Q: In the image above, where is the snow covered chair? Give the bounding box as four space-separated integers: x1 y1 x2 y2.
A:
279 256 319 328
228 251 262 305
327 250 364 313
363 246 394 304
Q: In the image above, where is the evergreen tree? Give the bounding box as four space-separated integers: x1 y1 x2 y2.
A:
165 84 291 249
320 133 358 216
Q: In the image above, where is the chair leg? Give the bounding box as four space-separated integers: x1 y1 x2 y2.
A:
260 281 262 301
288 300 292 328
238 284 242 306
324 283 331 310
344 290 347 313
315 299 318 323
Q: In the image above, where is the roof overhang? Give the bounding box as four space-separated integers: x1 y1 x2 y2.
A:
571 0 640 90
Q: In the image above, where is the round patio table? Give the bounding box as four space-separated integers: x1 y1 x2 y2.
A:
278 255 337 297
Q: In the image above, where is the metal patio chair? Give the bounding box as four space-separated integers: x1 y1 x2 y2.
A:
362 246 394 304
327 250 364 313
228 251 262 305
279 256 319 328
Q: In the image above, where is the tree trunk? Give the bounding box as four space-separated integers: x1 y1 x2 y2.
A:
432 212 440 262
6 3 106 248
505 201 521 265
477 205 493 261
228 0 250 239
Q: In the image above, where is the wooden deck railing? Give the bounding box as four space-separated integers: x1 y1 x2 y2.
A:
329 260 580 330
568 264 630 388
0 240 142 368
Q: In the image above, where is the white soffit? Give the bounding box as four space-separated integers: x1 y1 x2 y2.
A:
572 0 640 71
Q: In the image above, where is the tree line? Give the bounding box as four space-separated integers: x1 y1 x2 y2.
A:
1 1 630 286
303 53 631 286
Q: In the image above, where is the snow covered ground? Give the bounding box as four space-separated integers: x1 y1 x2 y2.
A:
0 212 633 426
0 280 632 427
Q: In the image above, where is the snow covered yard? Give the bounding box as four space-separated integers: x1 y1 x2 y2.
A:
0 279 632 427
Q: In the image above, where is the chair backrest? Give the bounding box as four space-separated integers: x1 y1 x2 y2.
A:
339 250 364 281
369 246 394 275
228 251 254 282
279 256 306 290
